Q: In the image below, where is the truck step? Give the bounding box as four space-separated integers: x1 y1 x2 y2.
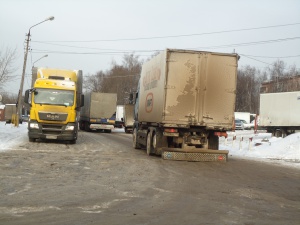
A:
162 151 228 162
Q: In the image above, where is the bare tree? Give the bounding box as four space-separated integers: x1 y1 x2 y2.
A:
100 53 142 104
0 92 18 104
83 53 143 105
0 47 18 90
236 66 262 114
83 71 105 92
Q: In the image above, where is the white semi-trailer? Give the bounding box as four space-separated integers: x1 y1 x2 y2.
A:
133 49 239 161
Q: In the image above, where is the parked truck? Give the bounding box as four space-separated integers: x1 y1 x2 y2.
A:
24 67 84 143
79 92 117 133
123 104 135 133
259 91 300 137
133 49 239 162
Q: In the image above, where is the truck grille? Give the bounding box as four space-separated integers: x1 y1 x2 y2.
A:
38 112 68 121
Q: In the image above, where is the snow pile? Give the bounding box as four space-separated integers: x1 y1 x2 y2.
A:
220 131 300 163
0 122 28 150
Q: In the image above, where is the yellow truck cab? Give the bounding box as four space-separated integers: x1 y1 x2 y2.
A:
24 68 84 144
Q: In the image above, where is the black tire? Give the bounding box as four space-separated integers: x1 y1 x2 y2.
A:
146 132 153 155
152 130 166 156
79 121 84 130
133 128 141 149
275 130 282 138
208 131 219 150
29 138 35 143
84 122 91 132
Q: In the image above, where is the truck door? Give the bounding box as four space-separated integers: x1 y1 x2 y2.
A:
164 51 199 124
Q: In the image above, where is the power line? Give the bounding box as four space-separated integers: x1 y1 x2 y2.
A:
238 54 300 59
31 36 300 55
35 22 300 43
193 37 300 50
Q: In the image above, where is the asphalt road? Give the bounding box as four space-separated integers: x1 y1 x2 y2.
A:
0 130 299 225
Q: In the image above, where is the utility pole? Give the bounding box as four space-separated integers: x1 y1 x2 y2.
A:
15 16 54 126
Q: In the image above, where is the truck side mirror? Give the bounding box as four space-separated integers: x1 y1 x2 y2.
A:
76 94 84 111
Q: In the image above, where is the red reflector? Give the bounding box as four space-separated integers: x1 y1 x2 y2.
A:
218 155 224 161
164 128 178 133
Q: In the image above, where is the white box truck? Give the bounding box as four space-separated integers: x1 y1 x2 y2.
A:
260 91 300 137
79 92 117 133
133 49 239 161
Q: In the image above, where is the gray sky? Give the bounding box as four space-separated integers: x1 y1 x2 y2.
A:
1 0 300 95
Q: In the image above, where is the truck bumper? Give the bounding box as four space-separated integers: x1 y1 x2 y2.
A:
28 121 78 141
162 148 229 162
28 130 76 141
90 124 114 130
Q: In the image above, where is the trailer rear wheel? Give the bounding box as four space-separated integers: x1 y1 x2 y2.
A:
133 128 141 149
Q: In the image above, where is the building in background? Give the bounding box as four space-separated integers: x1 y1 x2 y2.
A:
260 75 300 93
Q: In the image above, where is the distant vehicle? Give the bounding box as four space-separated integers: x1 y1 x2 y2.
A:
79 92 117 133
21 115 29 122
260 91 300 137
240 119 254 130
235 119 245 130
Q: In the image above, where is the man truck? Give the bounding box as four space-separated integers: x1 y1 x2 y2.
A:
24 67 84 143
79 92 117 133
133 49 239 162
260 91 300 137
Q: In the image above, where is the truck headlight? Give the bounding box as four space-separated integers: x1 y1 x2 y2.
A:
29 122 39 129
66 125 75 131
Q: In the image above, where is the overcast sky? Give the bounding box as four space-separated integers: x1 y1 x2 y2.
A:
1 0 300 95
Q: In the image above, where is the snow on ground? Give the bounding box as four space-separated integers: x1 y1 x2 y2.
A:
0 122 299 168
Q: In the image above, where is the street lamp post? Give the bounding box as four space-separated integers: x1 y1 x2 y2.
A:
32 54 48 68
15 16 54 126
31 54 48 89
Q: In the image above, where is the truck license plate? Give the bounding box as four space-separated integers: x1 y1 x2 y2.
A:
46 135 57 139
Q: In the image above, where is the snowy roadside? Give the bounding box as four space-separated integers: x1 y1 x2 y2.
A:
220 130 300 168
0 122 299 168
0 122 28 151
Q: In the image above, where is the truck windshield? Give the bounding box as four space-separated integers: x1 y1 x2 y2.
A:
34 89 74 106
